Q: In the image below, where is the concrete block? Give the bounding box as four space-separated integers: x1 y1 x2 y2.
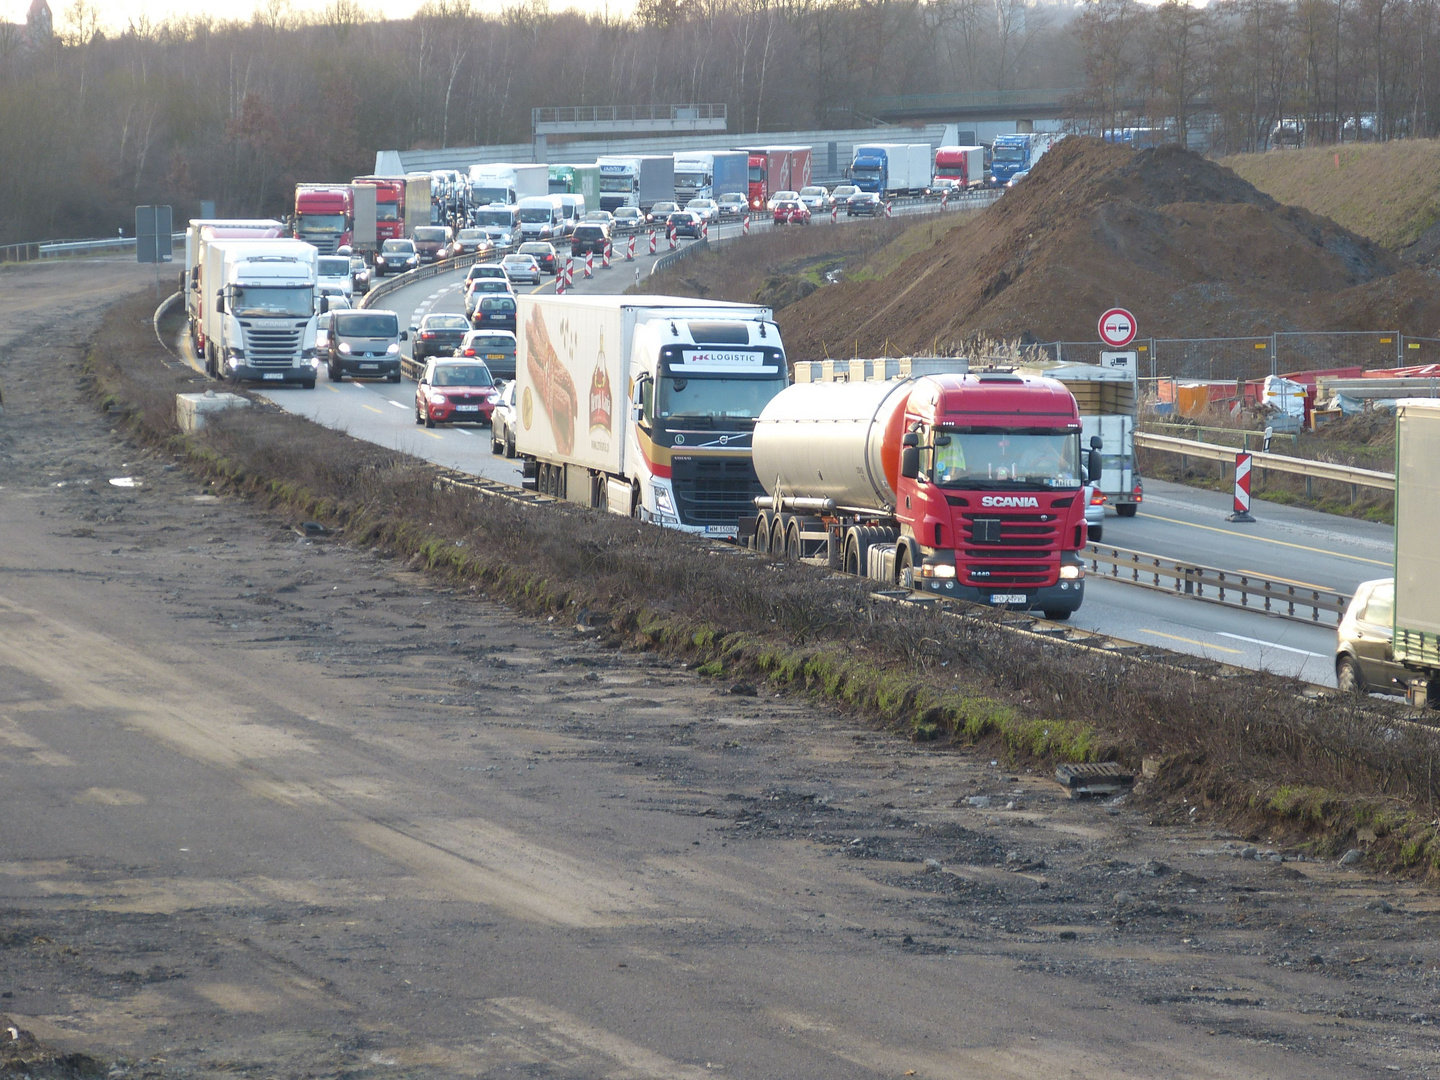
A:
176 390 249 434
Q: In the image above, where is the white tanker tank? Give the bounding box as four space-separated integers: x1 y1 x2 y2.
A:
752 379 913 513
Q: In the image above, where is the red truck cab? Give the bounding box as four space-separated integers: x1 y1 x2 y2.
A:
898 372 1090 615
293 184 354 253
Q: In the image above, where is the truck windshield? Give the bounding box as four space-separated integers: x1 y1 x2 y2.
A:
376 204 399 221
851 165 881 179
675 171 706 188
748 165 763 181
298 214 345 232
471 186 512 205
657 375 788 427
229 286 314 319
599 176 632 192
933 432 1080 488
993 146 1025 162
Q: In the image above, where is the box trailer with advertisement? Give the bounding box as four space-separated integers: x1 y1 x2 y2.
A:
513 295 788 536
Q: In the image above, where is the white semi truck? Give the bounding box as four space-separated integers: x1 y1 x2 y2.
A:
198 238 320 388
596 156 675 214
513 295 788 535
183 218 285 348
468 163 549 207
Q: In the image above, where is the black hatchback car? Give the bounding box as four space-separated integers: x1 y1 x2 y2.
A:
571 223 610 257
666 211 702 239
846 191 882 216
474 294 517 333
411 313 470 362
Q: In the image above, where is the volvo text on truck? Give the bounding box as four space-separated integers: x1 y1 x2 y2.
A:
198 237 320 388
849 143 932 198
735 147 813 211
183 218 284 350
673 151 750 205
514 295 789 536
748 368 1096 619
468 163 549 207
292 184 353 253
596 156 675 214
932 146 987 189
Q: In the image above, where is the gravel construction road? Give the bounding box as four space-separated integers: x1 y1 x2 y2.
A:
2 261 1438 1079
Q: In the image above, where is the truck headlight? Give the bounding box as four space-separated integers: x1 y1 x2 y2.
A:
1059 563 1084 580
652 483 676 518
921 564 956 578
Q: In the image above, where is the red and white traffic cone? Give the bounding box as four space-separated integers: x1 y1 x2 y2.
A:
884 200 893 218
584 251 593 278
626 235 635 261
602 243 612 268
1226 452 1257 522
743 214 750 235
648 230 657 254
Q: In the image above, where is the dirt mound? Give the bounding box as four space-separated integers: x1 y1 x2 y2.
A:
778 138 1440 359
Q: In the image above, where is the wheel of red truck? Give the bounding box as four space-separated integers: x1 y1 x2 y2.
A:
842 533 861 576
1116 504 1137 518
896 545 913 588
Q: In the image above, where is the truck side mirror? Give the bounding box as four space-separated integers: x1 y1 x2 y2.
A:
901 446 920 480
1088 448 1101 481
399 330 408 341
319 295 330 314
901 431 919 447
214 292 224 313
1090 435 1103 450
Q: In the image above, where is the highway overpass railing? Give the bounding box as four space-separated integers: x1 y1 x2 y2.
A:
1087 543 1352 626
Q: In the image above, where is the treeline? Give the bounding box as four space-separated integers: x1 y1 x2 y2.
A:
0 0 1081 244
1071 0 1440 153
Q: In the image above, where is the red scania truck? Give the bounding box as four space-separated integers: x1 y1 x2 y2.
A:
748 370 1097 619
293 184 354 253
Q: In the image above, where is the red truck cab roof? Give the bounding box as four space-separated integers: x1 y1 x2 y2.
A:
907 372 1081 429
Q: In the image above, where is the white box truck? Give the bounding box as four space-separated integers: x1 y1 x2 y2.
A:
199 238 320 388
513 295 788 535
849 143 933 197
183 219 284 350
468 163 549 207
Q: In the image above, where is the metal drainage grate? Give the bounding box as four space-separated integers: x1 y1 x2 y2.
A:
1055 762 1135 798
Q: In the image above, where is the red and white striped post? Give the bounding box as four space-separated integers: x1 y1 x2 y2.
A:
830 204 838 224
668 230 677 251
584 251 594 278
941 190 949 211
884 200 894 218
1226 452 1257 523
564 258 574 287
743 214 751 235
602 242 612 268
555 271 565 294
701 219 709 240
648 230 657 254
626 234 635 261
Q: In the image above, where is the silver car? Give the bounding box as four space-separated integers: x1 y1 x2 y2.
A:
490 381 518 458
1336 578 1405 696
500 253 541 285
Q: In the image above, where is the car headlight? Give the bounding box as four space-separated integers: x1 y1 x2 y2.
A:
428 392 446 405
386 343 400 354
339 343 352 354
1059 563 1084 580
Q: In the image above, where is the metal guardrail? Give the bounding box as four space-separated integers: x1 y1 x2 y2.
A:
1 231 189 263
1134 431 1395 492
1087 544 1351 625
651 237 707 276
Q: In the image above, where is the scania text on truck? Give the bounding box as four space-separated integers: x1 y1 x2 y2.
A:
932 146 987 189
849 143 932 198
748 371 1096 619
292 184 353 254
596 156 675 214
514 295 789 536
468 163 549 207
673 151 749 204
199 238 320 388
183 218 285 356
351 177 405 241
735 147 813 211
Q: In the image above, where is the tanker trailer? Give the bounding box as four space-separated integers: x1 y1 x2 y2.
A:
748 370 1097 619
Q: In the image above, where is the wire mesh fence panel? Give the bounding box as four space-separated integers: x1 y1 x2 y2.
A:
1151 337 1274 382
1274 331 1399 373
1396 336 1440 367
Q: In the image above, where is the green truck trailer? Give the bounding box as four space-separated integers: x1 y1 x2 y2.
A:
549 164 600 214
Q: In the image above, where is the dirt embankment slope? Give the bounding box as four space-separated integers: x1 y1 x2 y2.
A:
778 137 1440 359
1222 140 1440 253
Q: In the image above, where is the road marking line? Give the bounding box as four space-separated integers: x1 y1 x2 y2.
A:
360 404 383 414
1140 512 1391 567
1137 629 1243 654
1214 633 1328 658
387 400 408 409
452 428 474 436
326 384 340 393
423 430 442 440
1235 569 1334 591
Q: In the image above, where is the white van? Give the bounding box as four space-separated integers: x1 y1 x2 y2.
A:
517 195 566 241
555 194 585 236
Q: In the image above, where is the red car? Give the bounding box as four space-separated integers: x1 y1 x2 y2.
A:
414 358 499 427
772 200 811 225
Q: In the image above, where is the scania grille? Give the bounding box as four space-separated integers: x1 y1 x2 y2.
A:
671 458 761 525
306 236 338 255
961 510 1059 585
243 327 302 369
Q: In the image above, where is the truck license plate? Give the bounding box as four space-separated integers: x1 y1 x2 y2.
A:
705 525 738 537
990 593 1027 604
262 373 284 380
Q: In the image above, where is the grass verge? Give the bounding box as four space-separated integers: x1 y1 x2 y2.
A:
92 289 1440 877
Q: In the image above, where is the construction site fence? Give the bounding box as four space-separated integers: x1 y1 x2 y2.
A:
1035 332 1440 382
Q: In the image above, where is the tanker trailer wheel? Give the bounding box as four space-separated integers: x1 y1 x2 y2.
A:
784 517 804 559
753 512 773 553
770 515 791 559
